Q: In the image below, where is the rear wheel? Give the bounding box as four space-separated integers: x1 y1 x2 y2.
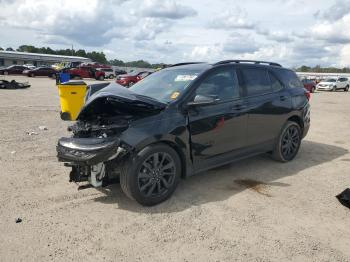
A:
98 75 104 81
332 86 337 91
30 73 35 77
4 71 9 75
120 144 181 206
345 85 349 92
311 86 315 93
272 121 302 162
128 81 135 87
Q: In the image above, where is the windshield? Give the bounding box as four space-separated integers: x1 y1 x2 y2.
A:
322 78 336 82
130 68 203 103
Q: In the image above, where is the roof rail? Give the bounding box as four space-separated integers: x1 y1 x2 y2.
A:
214 60 282 67
169 62 205 67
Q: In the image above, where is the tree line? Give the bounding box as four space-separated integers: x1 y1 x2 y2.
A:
295 65 350 73
1 46 349 72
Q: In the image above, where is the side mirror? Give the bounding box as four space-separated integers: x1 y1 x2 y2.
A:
187 95 218 107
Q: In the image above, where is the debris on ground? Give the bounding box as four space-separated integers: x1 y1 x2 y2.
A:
0 80 30 89
15 218 22 223
11 151 16 154
26 131 39 136
38 126 48 131
336 188 350 209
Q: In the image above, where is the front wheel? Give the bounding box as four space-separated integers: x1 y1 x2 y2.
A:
332 86 337 91
311 86 315 93
272 121 302 162
128 81 135 87
120 144 181 206
344 85 349 92
97 75 104 81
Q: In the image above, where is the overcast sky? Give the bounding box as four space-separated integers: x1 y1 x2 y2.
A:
1 0 350 67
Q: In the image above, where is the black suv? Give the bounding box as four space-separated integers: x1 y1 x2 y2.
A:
57 60 310 206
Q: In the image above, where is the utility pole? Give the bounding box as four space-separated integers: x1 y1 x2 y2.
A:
71 44 74 56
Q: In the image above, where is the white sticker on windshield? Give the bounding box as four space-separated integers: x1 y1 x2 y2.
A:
175 75 198 82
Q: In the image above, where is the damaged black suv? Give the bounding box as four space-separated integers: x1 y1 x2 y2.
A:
57 60 310 206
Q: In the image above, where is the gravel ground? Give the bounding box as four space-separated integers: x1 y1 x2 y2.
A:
0 75 349 262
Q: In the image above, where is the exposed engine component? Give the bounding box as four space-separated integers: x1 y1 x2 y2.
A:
89 163 105 187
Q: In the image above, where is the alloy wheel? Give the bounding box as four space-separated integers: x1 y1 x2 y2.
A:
137 152 176 197
281 125 300 159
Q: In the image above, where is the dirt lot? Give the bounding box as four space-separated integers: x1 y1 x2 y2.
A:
0 75 349 262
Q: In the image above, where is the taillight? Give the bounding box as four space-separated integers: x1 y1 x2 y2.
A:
305 90 311 101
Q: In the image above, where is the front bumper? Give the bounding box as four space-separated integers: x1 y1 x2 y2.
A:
57 137 120 165
317 85 333 91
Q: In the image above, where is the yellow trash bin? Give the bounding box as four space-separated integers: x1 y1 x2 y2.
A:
57 80 87 121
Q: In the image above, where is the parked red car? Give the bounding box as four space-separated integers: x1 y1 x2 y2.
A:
116 71 152 87
79 62 111 69
0 65 28 75
301 79 316 93
24 67 57 77
67 66 105 80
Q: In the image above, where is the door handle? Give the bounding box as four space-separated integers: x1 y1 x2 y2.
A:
232 104 247 111
280 95 288 101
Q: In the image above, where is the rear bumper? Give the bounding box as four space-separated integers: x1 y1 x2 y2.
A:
302 103 310 138
56 137 120 165
116 80 128 86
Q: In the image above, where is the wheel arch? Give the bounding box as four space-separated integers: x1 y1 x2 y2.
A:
132 138 189 179
287 115 303 131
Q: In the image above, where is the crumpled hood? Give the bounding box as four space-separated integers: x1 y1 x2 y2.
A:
77 82 166 121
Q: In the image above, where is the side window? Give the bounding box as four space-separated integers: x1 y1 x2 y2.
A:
269 72 284 92
272 68 304 89
195 68 239 101
241 68 271 96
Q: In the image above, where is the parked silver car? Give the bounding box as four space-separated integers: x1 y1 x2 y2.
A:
97 68 115 79
316 77 349 92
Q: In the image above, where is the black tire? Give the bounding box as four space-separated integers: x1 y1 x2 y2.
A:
311 86 315 93
30 73 35 77
120 143 181 206
109 75 115 79
98 75 104 81
272 121 302 162
345 85 349 92
4 71 9 75
128 81 135 87
332 86 336 91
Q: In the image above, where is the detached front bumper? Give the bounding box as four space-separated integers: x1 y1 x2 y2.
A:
57 137 120 165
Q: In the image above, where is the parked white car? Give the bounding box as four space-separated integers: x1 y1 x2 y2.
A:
316 77 349 92
97 68 115 79
23 64 36 70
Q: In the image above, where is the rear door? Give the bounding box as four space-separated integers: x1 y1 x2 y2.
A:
338 78 347 89
240 66 292 148
188 66 248 171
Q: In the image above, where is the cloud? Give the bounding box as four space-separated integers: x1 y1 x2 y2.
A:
140 0 197 19
1 0 129 46
314 0 350 21
132 18 171 41
208 8 255 30
257 29 293 43
223 34 259 54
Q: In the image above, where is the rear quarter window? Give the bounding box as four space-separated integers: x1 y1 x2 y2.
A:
241 67 272 96
273 68 303 89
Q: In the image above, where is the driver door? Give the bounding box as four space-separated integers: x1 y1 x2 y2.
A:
187 66 248 171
